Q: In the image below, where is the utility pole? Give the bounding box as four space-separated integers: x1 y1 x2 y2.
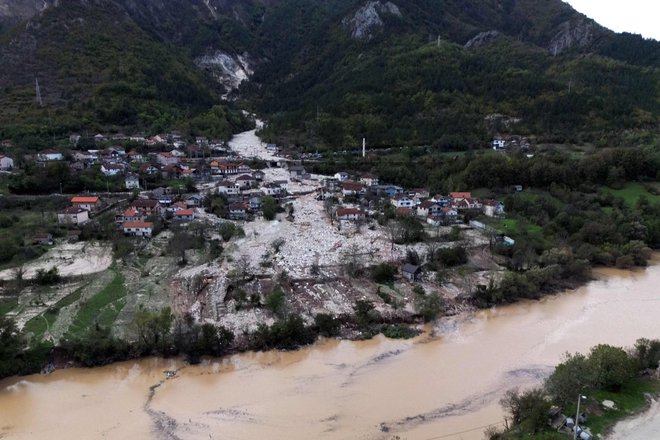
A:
362 138 366 158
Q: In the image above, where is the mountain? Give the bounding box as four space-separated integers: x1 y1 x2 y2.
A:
0 0 657 147
0 0 252 140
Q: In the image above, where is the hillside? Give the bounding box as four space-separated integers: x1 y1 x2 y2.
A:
0 0 251 140
0 0 657 146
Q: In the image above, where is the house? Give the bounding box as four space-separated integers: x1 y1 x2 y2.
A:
185 194 204 207
115 207 143 224
396 207 413 216
439 207 458 224
58 207 90 225
492 139 506 150
156 152 179 166
334 172 350 182
37 150 64 162
0 155 14 171
263 182 285 197
228 202 248 220
236 174 257 189
125 173 140 189
174 209 194 221
371 184 403 197
391 194 414 209
266 143 278 154
161 164 183 179
127 151 144 162
322 178 341 191
195 136 208 146
252 170 265 181
32 233 53 245
417 201 441 218
359 173 379 187
71 196 101 212
139 164 160 176
401 264 421 282
122 221 154 237
169 201 188 212
217 181 241 196
450 192 472 201
131 199 161 215
482 200 505 217
289 165 307 179
336 207 365 223
101 162 124 177
341 181 365 197
93 133 106 142
248 195 262 211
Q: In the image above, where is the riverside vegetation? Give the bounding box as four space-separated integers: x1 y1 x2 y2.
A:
489 338 660 439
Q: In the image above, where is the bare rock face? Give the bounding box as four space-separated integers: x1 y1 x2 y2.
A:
194 50 253 99
0 0 56 26
342 1 402 41
464 30 500 49
548 19 595 55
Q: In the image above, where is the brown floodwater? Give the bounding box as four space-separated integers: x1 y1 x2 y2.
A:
2 263 660 440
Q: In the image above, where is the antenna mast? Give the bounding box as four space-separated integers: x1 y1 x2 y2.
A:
35 77 43 106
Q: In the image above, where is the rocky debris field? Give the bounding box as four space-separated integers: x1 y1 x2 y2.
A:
0 242 112 281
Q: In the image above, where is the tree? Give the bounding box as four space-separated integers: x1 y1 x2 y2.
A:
587 344 635 391
262 196 278 220
0 317 24 377
314 313 341 337
264 287 287 317
545 352 592 406
500 388 550 434
416 293 444 322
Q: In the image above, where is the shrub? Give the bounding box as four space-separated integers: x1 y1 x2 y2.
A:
371 263 396 283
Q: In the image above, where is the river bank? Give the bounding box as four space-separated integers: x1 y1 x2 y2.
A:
2 263 660 440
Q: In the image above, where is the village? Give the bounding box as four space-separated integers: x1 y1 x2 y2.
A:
0 125 512 339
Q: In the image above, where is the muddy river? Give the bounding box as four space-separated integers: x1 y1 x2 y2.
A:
2 264 660 440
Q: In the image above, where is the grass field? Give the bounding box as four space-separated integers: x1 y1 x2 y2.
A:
66 270 127 337
22 282 88 340
602 182 660 207
495 218 543 237
0 297 18 315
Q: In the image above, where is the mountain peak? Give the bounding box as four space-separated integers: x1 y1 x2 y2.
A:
342 1 402 41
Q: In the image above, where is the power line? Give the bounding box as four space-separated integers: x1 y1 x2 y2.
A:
420 420 506 440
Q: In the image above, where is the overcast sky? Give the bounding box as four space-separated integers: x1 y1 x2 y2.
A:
564 0 659 40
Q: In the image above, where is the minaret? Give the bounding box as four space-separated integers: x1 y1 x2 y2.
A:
362 138 366 158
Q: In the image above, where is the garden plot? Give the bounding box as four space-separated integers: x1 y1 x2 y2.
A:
0 242 112 281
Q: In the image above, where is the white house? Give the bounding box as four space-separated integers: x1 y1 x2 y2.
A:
217 181 241 196
262 182 285 197
359 174 379 187
341 181 365 197
125 173 140 189
156 152 179 166
483 200 505 217
336 207 365 223
58 207 90 225
0 155 14 170
123 221 154 237
101 163 124 176
37 150 64 162
71 196 101 212
334 172 350 182
492 139 506 150
391 194 414 209
174 209 194 221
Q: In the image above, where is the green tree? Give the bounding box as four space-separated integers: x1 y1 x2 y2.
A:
262 196 278 221
500 388 551 434
587 344 635 391
545 352 593 406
